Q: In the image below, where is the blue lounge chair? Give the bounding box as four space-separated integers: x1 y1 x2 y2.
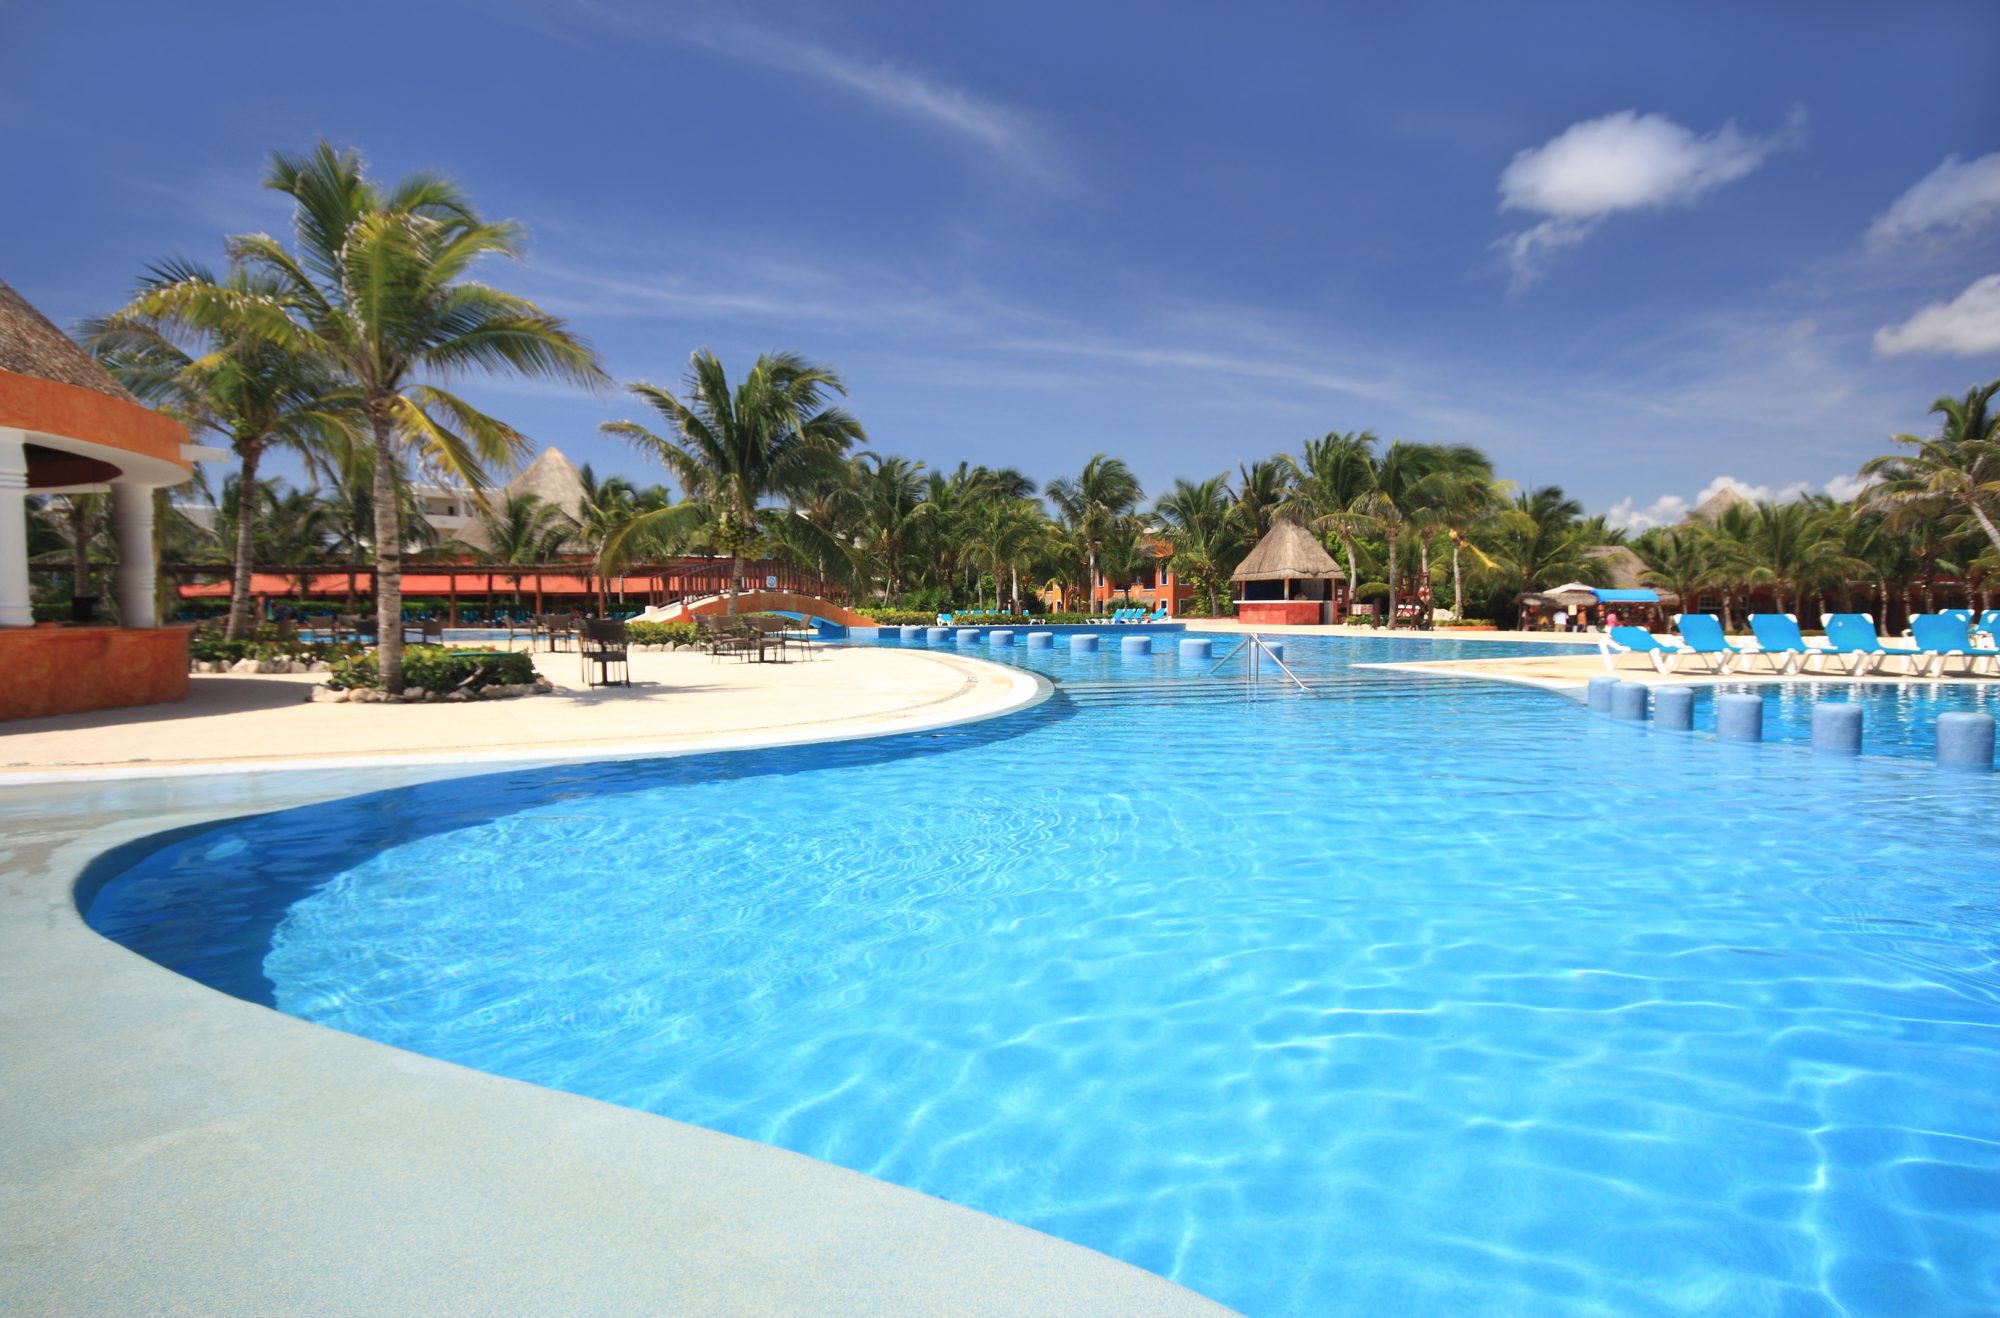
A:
1149 603 1170 621
1908 613 2000 677
1600 625 1688 674
1670 613 1744 673
936 611 954 626
1977 609 2000 646
1822 613 1923 676
1747 614 1832 675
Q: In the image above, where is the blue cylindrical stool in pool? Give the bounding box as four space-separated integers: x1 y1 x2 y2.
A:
1264 641 1285 660
1653 685 1695 731
1070 634 1100 652
956 628 981 645
1936 711 1995 770
899 625 926 643
1611 681 1649 721
1027 631 1054 649
1586 675 1618 714
1812 702 1862 755
1120 635 1152 655
1179 638 1213 661
990 629 1015 647
1716 692 1763 741
924 626 950 644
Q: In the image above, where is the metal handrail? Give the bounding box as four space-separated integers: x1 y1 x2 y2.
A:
1205 634 1315 694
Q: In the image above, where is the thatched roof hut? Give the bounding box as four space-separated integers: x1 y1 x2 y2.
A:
0 276 139 402
1231 519 1343 582
506 446 589 523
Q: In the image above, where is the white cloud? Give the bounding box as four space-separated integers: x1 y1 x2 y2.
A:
1873 273 2000 356
1496 108 1805 289
571 1 1060 184
1868 152 2000 247
1605 472 1869 532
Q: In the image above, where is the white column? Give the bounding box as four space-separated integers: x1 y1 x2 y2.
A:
111 480 157 629
0 434 31 628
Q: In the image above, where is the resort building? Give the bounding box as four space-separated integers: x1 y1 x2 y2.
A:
0 277 215 718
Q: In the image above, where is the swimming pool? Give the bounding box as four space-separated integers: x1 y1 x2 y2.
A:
85 637 2000 1316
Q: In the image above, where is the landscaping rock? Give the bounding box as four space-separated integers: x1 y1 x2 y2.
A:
230 657 260 674
308 685 345 703
532 681 553 694
309 660 331 673
444 689 473 702
347 689 379 703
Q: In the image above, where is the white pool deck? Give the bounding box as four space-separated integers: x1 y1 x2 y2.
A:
0 646 1230 1315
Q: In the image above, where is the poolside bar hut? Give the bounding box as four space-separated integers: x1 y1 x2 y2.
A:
1231 519 1347 625
0 276 217 719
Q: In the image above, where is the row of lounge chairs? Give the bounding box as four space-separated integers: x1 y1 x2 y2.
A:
1107 605 1170 623
1603 611 2000 677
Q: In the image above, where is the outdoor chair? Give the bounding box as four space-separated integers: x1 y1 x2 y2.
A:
580 618 631 687
1821 613 1924 676
1907 614 2000 678
1746 614 1832 675
1599 625 1687 674
745 615 793 663
1669 613 1743 674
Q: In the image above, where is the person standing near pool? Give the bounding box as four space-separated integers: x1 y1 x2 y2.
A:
1552 606 1568 633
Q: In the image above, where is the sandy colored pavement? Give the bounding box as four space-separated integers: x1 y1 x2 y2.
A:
0 644 1037 779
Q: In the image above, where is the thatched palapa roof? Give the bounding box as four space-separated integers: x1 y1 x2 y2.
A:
0 275 138 402
506 445 589 522
1231 519 1344 581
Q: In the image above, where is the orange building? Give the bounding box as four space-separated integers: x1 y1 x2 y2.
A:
1 277 213 719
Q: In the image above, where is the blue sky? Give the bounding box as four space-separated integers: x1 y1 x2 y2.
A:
4 0 1997 526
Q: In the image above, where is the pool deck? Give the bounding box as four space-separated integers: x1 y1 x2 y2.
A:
1 648 1233 1315
0 644 1039 782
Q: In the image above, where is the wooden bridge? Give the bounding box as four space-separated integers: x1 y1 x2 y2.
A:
634 590 875 628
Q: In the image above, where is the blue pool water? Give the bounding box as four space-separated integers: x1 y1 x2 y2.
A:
86 637 2000 1316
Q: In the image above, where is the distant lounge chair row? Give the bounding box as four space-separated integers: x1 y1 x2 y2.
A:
1601 612 2000 677
1108 605 1169 623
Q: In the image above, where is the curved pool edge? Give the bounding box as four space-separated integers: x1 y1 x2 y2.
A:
2 647 1049 786
3 666 1231 1315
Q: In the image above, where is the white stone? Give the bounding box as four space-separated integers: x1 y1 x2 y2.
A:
231 657 260 674
310 660 331 673
308 686 344 703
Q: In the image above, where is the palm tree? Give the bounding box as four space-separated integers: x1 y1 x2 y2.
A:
1352 440 1455 629
1155 475 1246 615
1494 485 1592 595
853 453 932 605
1047 454 1143 616
602 349 864 615
87 262 354 638
1419 447 1508 620
1282 431 1377 598
1637 528 1715 616
1232 458 1290 543
1742 499 1839 615
128 143 605 691
1862 381 2000 558
967 497 1045 611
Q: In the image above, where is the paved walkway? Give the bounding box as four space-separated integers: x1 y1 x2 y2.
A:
1 645 1034 780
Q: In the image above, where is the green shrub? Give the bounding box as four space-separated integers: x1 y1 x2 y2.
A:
625 620 698 648
325 645 537 693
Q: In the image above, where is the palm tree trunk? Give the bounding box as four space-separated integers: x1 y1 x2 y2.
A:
1088 548 1100 616
727 551 741 616
370 410 405 694
226 443 261 640
1386 530 1399 629
1451 538 1464 618
1342 537 1358 618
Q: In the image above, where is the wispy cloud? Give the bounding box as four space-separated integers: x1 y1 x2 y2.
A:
1868 152 2000 248
1874 273 2000 356
568 1 1062 184
1496 108 1805 289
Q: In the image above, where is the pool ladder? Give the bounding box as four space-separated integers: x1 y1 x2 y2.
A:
1205 634 1317 695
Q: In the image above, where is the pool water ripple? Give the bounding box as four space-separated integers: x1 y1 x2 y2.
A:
86 637 2000 1316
